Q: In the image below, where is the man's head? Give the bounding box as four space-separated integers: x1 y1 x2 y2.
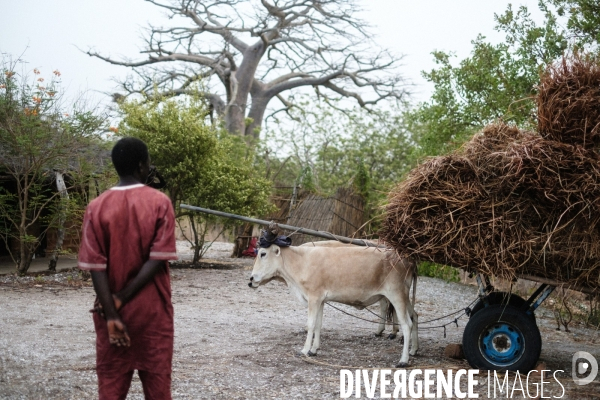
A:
111 137 150 182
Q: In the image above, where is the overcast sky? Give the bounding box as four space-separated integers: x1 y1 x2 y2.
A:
0 0 545 109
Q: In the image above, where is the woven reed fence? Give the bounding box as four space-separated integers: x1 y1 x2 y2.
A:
267 187 365 245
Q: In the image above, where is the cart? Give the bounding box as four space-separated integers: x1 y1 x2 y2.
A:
180 204 597 372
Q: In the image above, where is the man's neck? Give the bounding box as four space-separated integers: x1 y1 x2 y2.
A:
116 176 143 187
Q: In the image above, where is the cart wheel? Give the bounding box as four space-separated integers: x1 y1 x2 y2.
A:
462 305 541 372
470 292 533 318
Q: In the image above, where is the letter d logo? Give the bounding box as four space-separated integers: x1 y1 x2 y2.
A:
572 351 598 385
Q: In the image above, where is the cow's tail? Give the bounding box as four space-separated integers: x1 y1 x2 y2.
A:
411 259 417 306
411 270 417 306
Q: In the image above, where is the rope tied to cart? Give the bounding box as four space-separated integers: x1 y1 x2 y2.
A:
326 296 479 338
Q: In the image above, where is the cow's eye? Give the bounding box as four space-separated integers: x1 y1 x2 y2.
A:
260 252 266 258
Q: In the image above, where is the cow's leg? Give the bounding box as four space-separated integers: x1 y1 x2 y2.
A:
301 298 320 356
388 305 399 340
375 298 387 337
407 301 419 355
309 301 325 355
387 294 412 367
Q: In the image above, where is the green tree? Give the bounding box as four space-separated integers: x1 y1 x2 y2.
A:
408 2 568 157
549 0 600 48
0 58 106 274
315 108 413 197
118 95 272 262
261 99 413 228
353 159 370 204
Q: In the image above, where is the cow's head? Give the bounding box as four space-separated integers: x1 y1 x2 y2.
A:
248 245 283 288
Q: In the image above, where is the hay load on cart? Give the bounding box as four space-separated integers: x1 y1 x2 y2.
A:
381 55 600 291
380 55 600 372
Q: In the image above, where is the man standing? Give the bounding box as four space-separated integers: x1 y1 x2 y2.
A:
79 137 177 399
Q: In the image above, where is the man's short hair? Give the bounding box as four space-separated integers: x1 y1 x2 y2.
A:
111 137 149 176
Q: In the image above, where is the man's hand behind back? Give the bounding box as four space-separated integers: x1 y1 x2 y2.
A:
90 295 123 319
107 319 131 347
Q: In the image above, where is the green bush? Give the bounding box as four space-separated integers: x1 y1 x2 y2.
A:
0 58 105 274
418 261 460 282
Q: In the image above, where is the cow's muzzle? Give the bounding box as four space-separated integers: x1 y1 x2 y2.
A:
248 276 257 288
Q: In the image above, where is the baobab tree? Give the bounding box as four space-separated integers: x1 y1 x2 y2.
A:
87 0 406 138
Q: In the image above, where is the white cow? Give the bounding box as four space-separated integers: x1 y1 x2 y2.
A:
300 240 417 339
249 244 418 367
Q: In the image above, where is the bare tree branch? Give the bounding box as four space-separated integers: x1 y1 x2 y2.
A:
86 0 407 138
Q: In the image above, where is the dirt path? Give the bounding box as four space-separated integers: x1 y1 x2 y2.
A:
1 261 599 399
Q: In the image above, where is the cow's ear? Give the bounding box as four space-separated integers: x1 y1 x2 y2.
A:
274 246 281 256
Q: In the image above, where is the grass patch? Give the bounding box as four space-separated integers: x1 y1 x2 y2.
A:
418 261 460 282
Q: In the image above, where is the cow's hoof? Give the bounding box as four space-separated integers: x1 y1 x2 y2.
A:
307 350 317 357
395 362 408 368
374 332 383 337
387 333 397 340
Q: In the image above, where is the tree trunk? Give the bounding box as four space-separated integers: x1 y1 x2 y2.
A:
17 173 32 274
49 171 68 271
17 208 34 275
232 223 253 258
245 95 269 138
17 244 34 275
190 215 210 264
225 105 247 136
189 215 200 264
225 40 266 137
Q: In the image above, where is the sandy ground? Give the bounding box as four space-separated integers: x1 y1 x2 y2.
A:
1 242 600 399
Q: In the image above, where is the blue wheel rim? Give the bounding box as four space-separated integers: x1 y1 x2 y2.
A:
479 322 524 367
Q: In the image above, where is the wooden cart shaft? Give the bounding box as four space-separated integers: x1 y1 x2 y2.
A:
179 204 382 248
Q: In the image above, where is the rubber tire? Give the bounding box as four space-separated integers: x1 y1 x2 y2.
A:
470 292 533 319
462 304 541 372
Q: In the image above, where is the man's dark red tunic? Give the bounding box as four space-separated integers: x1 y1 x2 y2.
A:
78 184 177 378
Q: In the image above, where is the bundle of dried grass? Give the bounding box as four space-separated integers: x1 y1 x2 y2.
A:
381 56 600 290
537 54 600 149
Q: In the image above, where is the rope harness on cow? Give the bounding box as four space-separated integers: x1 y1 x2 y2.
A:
326 296 479 338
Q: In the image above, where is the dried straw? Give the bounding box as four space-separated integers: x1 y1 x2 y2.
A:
381 55 600 290
537 54 600 149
